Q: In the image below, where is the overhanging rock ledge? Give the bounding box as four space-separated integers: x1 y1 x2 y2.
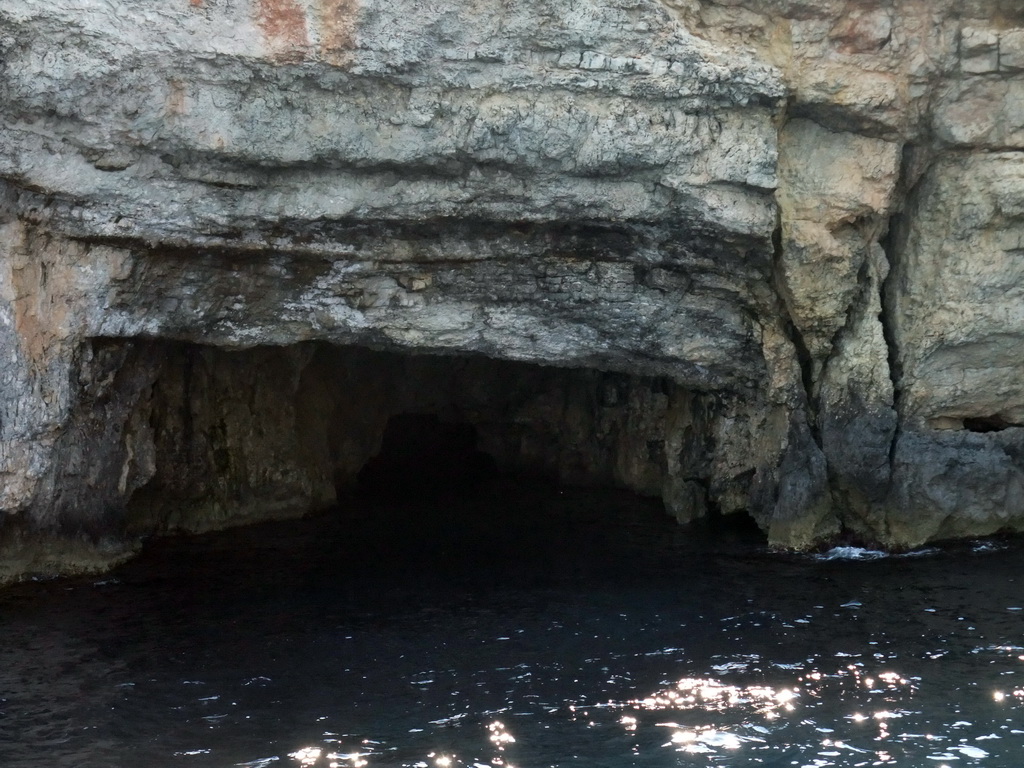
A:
2 0 1024 580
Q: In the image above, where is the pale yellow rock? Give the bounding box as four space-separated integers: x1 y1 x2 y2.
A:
776 119 900 365
890 153 1024 428
934 78 1024 148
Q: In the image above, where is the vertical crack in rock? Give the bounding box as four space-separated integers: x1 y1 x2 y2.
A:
771 218 820 443
880 134 1024 545
761 166 841 551
877 144 924 480
818 214 898 545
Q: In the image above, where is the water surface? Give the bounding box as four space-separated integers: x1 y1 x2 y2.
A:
2 480 1023 767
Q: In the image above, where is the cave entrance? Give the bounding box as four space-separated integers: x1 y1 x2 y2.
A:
119 341 719 537
356 413 498 498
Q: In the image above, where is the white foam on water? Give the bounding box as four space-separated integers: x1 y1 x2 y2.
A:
813 547 888 561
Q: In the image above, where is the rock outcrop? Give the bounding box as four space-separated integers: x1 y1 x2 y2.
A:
1 0 1023 580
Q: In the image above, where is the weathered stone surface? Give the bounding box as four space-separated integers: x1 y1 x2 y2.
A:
961 27 999 74
934 78 1024 148
0 0 782 245
887 430 1024 546
3 0 1024 580
776 118 900 367
877 151 1024 545
890 153 1024 430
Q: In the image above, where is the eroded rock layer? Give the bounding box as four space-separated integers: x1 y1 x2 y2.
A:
2 0 1024 579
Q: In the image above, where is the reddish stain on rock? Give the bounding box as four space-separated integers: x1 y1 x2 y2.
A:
829 9 893 54
256 0 309 60
318 0 358 67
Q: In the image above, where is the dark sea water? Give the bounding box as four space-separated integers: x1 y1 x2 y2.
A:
2 480 1024 768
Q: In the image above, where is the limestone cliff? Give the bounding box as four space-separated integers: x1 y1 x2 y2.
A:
1 0 1023 580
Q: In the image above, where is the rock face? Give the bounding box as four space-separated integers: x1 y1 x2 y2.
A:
1 0 1024 579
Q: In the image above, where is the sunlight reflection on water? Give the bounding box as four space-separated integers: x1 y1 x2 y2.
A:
274 647 1019 768
2 488 1024 768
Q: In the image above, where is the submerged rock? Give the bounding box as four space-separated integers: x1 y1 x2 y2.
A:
1 0 1023 579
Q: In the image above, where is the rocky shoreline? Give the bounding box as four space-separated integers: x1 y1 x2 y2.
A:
3 0 1024 582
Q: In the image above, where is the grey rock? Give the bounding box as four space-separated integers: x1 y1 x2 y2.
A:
1000 28 1024 72
3 0 1024 581
887 429 1024 546
961 26 1000 75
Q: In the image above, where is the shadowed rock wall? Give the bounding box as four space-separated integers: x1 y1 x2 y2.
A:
112 343 726 535
2 0 1024 580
